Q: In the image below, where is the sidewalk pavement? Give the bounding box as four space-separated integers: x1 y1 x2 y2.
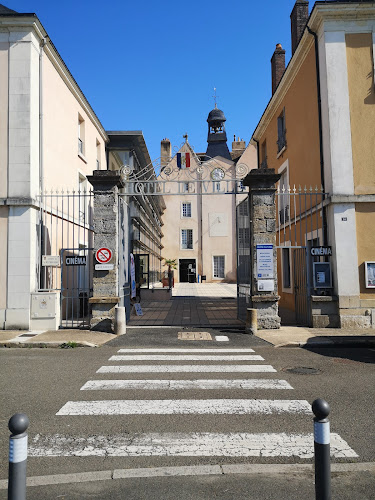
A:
1 325 375 349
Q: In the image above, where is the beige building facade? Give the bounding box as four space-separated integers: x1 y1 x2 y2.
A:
0 5 108 329
160 108 256 284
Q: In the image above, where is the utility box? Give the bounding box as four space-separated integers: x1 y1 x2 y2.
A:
30 292 60 330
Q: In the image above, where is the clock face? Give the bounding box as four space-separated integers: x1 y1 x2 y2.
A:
211 168 225 181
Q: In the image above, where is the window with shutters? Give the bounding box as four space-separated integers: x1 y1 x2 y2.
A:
181 229 193 249
213 256 225 279
277 108 286 153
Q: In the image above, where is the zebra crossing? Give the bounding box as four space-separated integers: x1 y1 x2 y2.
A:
29 347 358 459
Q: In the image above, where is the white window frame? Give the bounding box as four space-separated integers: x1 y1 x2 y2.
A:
181 229 193 250
212 255 225 279
181 202 192 218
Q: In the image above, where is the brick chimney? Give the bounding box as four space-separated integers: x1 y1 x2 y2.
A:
271 43 286 95
231 135 246 160
290 0 309 55
160 138 171 168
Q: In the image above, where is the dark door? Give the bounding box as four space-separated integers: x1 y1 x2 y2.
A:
293 248 311 326
179 259 196 283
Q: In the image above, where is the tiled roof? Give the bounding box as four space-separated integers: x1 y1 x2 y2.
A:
0 4 18 14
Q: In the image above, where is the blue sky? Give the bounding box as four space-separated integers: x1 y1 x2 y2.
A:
6 0 308 162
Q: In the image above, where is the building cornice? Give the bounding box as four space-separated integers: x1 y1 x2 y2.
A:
251 2 375 145
0 15 108 143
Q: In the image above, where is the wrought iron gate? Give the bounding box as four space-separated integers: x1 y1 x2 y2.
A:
276 186 327 327
37 189 94 328
236 197 251 321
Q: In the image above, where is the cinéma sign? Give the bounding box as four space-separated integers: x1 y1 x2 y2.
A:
310 246 332 257
65 256 87 266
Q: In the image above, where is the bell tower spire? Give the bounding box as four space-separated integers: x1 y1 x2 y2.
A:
205 103 231 161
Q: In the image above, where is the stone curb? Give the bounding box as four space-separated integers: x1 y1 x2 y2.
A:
0 341 99 349
0 462 373 489
273 339 375 348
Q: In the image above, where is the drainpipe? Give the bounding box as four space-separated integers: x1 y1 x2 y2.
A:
253 138 260 169
39 38 46 195
306 26 328 246
38 38 46 290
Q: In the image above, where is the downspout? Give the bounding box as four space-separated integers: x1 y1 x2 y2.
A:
39 38 46 194
38 38 46 290
306 26 328 246
253 138 260 168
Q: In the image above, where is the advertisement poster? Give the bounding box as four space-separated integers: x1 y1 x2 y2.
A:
256 244 274 279
130 253 136 298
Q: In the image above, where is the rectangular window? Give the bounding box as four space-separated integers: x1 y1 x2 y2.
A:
261 140 267 168
96 140 101 169
282 248 291 288
181 202 191 218
277 108 286 153
78 114 85 156
213 256 225 279
181 229 193 249
239 227 250 246
278 166 289 224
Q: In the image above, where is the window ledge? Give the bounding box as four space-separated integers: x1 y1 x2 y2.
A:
78 152 88 164
276 146 286 159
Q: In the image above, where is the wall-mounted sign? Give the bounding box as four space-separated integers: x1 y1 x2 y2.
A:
65 256 87 266
365 261 375 288
95 264 114 271
42 255 60 267
313 262 332 288
256 244 274 279
95 247 112 263
311 246 332 257
257 279 275 292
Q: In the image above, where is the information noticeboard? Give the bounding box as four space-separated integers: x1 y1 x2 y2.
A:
256 245 274 279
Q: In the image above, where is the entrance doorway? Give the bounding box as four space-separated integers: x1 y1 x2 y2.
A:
179 259 196 283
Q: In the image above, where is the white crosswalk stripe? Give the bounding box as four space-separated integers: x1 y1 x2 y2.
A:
56 399 311 416
80 379 294 391
97 364 276 373
29 432 358 458
34 346 357 460
117 348 256 353
108 355 265 361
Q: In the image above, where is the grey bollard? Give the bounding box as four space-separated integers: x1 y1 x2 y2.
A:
115 306 126 335
8 413 29 500
245 308 257 335
312 399 331 500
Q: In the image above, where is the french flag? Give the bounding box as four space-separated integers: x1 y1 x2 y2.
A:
177 152 190 169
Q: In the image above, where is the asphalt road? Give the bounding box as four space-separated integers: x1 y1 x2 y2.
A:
0 329 374 498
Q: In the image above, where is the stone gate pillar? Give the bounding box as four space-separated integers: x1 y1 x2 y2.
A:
243 168 281 329
87 170 124 332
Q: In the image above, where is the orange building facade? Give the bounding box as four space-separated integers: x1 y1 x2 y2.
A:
251 1 375 328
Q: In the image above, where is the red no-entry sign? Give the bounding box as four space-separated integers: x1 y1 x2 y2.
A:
95 247 112 263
